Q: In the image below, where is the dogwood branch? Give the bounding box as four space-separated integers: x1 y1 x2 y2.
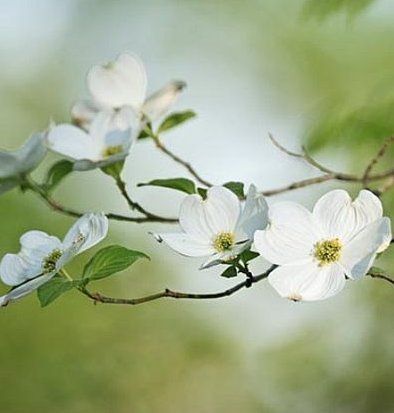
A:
153 135 213 188
76 264 394 308
78 265 277 306
114 175 177 222
265 133 394 196
363 136 394 184
368 268 394 285
25 177 177 224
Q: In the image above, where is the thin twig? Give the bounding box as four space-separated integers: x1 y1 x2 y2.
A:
153 136 213 187
260 168 394 197
368 271 394 286
268 133 304 159
114 176 177 222
363 136 394 184
79 265 277 306
27 178 178 224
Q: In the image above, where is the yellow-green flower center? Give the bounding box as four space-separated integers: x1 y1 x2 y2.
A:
313 238 342 266
42 249 63 273
102 145 123 158
213 232 235 252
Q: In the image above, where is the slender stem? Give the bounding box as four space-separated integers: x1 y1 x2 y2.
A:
153 135 213 187
363 136 394 184
79 265 277 306
368 273 394 285
261 169 394 197
25 177 178 224
75 265 394 308
114 176 177 222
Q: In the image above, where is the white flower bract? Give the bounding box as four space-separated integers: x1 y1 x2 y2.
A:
0 212 108 306
71 52 186 130
254 189 392 302
0 133 47 195
154 185 268 269
47 111 139 171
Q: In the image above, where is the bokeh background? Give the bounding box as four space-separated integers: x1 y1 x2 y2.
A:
0 1 393 412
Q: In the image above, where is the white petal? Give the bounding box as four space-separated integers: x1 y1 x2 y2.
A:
87 53 147 109
313 189 383 242
179 186 241 243
62 213 108 259
20 230 62 258
268 261 346 302
0 273 54 307
341 217 391 280
110 105 141 132
71 100 99 130
254 202 322 265
0 133 46 179
0 254 30 286
236 184 268 240
47 124 100 161
156 233 214 257
15 133 47 175
142 80 186 121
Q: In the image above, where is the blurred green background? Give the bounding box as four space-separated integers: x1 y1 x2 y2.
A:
0 0 393 412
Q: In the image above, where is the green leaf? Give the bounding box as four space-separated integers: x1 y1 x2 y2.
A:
240 249 260 263
138 122 155 140
197 187 207 199
220 266 238 278
37 276 78 307
158 110 196 134
223 181 245 199
101 161 124 180
44 160 73 192
138 178 196 195
83 245 149 281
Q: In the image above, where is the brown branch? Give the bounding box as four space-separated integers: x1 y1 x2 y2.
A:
153 136 213 188
79 265 277 306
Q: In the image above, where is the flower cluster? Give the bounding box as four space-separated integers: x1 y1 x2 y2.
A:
0 51 392 308
0 52 185 178
0 213 108 306
156 187 391 301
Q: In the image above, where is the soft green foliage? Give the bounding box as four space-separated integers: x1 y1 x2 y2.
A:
44 160 73 193
37 276 80 307
223 181 245 199
82 245 149 281
138 177 197 194
302 0 377 21
158 110 196 134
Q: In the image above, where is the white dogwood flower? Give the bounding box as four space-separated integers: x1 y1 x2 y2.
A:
0 212 108 307
71 52 186 130
155 185 268 269
254 189 392 302
47 110 139 171
0 133 47 195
